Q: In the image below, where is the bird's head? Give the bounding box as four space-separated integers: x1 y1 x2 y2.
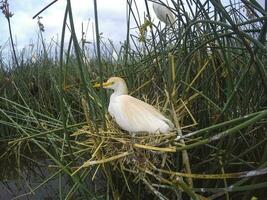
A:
94 77 128 95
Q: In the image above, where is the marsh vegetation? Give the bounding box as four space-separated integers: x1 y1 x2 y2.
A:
0 0 267 199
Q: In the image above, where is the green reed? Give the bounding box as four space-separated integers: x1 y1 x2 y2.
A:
0 0 266 199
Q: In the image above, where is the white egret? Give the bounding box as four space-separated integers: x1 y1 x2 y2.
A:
152 0 175 25
94 77 174 134
31 53 37 64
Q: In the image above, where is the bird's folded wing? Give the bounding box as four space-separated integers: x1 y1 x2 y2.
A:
115 95 173 132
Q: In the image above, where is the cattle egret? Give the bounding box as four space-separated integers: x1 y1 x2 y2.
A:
94 77 174 134
31 53 37 64
152 0 175 25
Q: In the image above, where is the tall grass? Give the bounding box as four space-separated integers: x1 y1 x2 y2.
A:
0 0 267 199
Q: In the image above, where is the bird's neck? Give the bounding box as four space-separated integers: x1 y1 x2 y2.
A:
112 85 128 97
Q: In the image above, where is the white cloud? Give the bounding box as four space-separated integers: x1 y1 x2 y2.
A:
0 0 265 57
0 0 129 50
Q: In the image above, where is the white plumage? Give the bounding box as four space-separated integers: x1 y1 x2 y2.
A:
152 0 175 25
94 77 174 134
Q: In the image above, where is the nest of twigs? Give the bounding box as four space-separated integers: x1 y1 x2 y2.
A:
67 97 199 199
70 116 196 199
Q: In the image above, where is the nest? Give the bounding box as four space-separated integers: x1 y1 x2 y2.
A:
72 124 177 165
70 117 194 199
67 97 200 199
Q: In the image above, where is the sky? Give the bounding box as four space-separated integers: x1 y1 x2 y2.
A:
0 0 265 60
0 0 134 52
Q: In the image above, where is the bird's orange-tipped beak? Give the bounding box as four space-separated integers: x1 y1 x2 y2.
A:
93 81 111 88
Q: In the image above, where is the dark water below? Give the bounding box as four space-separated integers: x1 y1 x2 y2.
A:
0 142 104 200
0 158 75 199
1 168 59 199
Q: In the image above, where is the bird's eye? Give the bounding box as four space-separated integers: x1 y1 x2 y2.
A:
111 81 115 84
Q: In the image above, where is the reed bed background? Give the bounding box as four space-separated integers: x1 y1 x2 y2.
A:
0 0 267 199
